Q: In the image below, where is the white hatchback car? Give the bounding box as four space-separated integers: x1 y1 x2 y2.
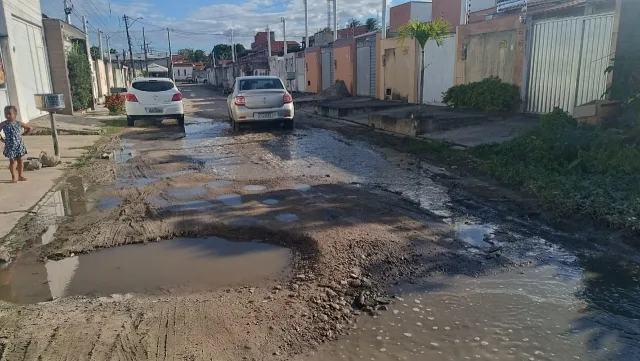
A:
125 78 185 127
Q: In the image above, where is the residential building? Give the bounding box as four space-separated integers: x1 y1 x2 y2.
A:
0 0 52 121
173 63 193 81
42 17 89 115
308 25 368 47
390 1 433 31
251 31 300 55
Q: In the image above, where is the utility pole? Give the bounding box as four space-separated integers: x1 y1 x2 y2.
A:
282 17 287 55
63 0 72 24
98 30 104 60
123 15 136 78
382 0 387 39
82 15 96 110
304 0 309 49
333 0 338 41
230 28 235 62
142 27 149 73
167 28 173 80
266 26 271 57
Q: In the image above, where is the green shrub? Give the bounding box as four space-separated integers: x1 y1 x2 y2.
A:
442 76 521 111
67 43 93 111
471 108 640 233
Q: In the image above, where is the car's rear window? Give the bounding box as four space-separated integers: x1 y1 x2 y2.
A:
238 78 284 91
132 81 174 92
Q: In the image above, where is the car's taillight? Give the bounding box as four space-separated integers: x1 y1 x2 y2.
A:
172 93 183 101
234 96 246 106
126 93 138 102
283 93 293 104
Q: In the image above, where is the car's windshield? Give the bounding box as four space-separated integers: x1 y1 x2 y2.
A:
238 78 283 91
132 81 174 92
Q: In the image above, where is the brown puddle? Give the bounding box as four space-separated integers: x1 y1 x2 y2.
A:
0 237 292 304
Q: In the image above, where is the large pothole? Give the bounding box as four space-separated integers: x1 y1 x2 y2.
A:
0 236 292 304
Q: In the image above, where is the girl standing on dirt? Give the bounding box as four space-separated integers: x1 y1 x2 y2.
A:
0 105 32 183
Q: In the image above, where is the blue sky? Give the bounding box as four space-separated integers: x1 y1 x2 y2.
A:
41 0 400 54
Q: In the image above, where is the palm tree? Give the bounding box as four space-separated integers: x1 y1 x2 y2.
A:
365 17 380 32
397 19 450 106
347 18 361 28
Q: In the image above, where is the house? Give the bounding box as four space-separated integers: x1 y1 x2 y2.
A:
0 0 53 122
390 1 434 31
42 17 90 115
251 31 300 55
173 62 193 81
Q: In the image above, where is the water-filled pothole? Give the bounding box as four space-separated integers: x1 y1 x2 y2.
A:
243 185 267 192
0 237 292 304
276 213 298 222
262 199 280 205
166 186 207 200
209 180 233 188
217 193 242 206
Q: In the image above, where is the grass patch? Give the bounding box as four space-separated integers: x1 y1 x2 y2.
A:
100 117 128 134
469 109 640 234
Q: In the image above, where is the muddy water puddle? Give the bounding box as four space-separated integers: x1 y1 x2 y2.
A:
0 237 292 304
301 263 640 361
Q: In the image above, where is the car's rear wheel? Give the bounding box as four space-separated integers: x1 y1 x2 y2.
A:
127 116 135 127
177 115 185 128
283 118 294 130
232 119 241 132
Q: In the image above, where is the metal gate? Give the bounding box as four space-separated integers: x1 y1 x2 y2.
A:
356 35 376 97
422 34 456 105
526 14 614 114
321 47 333 90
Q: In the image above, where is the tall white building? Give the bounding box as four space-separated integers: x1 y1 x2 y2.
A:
0 0 53 121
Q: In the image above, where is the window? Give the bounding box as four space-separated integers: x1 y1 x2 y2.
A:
183 69 186 76
238 78 284 91
132 80 174 92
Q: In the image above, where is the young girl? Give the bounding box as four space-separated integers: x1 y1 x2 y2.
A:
1 105 32 183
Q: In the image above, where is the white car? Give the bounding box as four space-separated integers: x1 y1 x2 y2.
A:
125 78 185 127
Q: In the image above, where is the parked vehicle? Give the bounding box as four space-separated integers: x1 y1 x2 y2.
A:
125 78 185 127
226 76 294 132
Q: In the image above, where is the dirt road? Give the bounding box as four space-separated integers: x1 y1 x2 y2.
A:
1 85 638 361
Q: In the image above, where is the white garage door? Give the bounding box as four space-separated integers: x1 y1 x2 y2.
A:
10 17 51 120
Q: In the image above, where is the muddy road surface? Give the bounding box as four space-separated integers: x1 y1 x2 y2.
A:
1 85 639 361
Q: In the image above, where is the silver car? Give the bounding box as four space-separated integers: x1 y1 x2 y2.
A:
226 76 295 131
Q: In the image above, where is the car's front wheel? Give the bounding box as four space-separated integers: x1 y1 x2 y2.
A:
127 116 135 127
177 115 185 128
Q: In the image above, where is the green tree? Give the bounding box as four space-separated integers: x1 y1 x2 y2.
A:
235 44 247 58
347 18 361 28
67 42 93 111
90 45 100 60
178 48 194 60
192 49 207 62
365 17 380 31
213 44 232 60
397 19 450 105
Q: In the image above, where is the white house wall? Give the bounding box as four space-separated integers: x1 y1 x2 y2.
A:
0 0 52 121
173 66 192 81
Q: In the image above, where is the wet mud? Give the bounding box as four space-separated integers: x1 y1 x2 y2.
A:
1 85 639 361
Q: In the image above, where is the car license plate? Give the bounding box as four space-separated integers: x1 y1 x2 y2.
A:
147 108 163 114
255 112 276 119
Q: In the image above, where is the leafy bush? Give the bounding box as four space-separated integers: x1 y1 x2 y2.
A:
471 108 640 233
104 94 125 115
442 77 521 111
67 43 93 111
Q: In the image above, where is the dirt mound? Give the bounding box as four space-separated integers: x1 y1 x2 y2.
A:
321 80 351 99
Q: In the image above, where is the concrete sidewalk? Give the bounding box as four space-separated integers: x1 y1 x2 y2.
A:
0 134 101 240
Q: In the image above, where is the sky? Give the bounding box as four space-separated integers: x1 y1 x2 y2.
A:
41 0 401 55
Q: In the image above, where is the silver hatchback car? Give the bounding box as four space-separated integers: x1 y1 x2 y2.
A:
226 76 295 131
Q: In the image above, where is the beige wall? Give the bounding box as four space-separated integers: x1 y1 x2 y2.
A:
94 60 108 102
455 15 526 87
333 39 356 95
377 36 419 103
43 20 74 115
305 49 321 93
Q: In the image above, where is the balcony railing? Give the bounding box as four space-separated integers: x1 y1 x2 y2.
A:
496 0 527 13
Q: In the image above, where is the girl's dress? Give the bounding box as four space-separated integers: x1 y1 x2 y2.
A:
2 121 27 160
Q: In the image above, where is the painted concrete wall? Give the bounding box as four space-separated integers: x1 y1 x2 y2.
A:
94 60 108 102
455 14 526 87
173 66 193 81
377 36 419 103
333 39 356 95
43 19 74 115
0 0 52 121
390 3 411 31
305 48 321 93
